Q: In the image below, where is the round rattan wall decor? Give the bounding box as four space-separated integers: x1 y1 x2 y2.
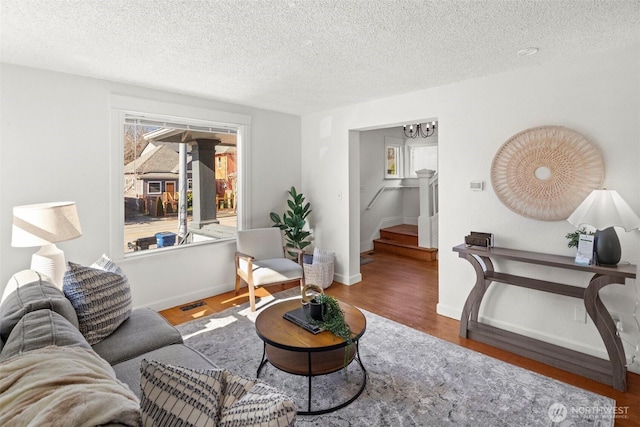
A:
490 126 604 221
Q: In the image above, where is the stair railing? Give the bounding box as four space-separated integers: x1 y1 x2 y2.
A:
366 185 417 210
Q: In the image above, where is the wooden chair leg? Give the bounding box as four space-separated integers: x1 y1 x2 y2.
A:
235 274 241 295
248 284 256 312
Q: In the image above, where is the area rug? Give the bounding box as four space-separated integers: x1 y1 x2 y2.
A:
176 288 615 426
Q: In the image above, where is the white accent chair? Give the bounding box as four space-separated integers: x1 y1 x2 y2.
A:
235 228 305 312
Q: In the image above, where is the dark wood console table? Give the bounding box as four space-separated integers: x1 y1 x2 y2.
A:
453 244 636 391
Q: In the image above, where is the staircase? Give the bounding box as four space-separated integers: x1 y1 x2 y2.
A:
373 225 438 261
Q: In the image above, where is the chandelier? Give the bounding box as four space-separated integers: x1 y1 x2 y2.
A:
403 121 436 139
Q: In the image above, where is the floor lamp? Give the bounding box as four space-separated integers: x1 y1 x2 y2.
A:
11 201 82 288
567 189 640 266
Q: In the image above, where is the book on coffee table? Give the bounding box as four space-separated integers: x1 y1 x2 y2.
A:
283 306 325 334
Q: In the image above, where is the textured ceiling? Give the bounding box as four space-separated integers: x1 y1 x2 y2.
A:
1 1 639 115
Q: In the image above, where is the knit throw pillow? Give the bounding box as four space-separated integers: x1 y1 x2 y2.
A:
140 359 224 427
63 261 132 345
139 361 297 427
218 373 297 427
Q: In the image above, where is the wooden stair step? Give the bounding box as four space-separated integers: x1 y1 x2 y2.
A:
379 225 419 246
373 238 437 261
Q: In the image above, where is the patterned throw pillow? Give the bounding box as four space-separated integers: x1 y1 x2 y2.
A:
63 261 132 345
139 359 224 427
139 361 297 427
219 377 297 427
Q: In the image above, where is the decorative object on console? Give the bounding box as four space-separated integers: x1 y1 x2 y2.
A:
567 189 640 266
11 201 82 288
301 283 324 304
491 126 603 221
565 227 595 248
403 121 436 139
464 231 494 249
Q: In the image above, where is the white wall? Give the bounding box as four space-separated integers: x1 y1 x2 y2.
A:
301 45 640 371
0 64 301 310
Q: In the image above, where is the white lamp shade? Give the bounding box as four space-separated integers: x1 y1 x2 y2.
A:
12 201 82 247
567 190 640 231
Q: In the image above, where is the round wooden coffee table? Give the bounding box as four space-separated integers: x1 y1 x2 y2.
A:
255 298 367 415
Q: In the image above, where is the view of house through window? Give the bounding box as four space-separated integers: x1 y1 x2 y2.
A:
123 116 238 254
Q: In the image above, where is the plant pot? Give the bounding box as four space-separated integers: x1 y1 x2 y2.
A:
309 298 325 321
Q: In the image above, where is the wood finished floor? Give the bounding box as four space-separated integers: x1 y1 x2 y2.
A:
160 251 639 426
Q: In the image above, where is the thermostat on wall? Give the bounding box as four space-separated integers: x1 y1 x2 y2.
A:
470 181 484 191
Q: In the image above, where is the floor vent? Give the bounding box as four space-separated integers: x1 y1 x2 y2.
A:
180 301 205 311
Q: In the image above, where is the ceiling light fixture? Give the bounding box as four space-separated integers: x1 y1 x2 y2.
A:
517 47 539 57
403 122 436 139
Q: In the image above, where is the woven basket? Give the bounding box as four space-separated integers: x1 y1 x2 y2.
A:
303 248 335 289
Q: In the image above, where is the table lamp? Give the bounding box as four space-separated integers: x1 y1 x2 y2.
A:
567 189 640 266
11 201 82 287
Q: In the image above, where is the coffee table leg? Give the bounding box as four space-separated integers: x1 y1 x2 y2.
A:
257 343 268 377
307 351 313 413
297 340 368 416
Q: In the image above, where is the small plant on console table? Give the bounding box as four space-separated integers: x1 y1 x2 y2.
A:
565 227 594 248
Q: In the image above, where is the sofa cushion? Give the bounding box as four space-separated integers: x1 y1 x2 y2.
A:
0 309 90 362
140 359 224 426
63 261 132 345
0 273 79 342
92 308 183 365
112 344 217 397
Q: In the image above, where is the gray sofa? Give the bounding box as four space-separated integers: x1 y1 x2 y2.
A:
0 268 296 426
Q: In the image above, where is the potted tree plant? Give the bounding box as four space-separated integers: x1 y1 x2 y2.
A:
270 186 312 258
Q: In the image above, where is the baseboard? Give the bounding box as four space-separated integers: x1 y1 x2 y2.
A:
137 282 234 311
478 315 611 362
360 241 374 253
403 216 418 226
436 303 461 320
436 303 619 365
333 271 361 286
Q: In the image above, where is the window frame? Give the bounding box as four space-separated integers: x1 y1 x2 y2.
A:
110 95 252 260
147 181 162 195
404 141 438 178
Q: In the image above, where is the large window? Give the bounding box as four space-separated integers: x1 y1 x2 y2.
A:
405 143 438 178
123 114 240 254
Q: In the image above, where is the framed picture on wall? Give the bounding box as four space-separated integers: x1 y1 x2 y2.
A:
384 142 402 179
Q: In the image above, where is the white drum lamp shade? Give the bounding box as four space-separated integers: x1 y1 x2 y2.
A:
11 201 82 287
567 190 640 266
